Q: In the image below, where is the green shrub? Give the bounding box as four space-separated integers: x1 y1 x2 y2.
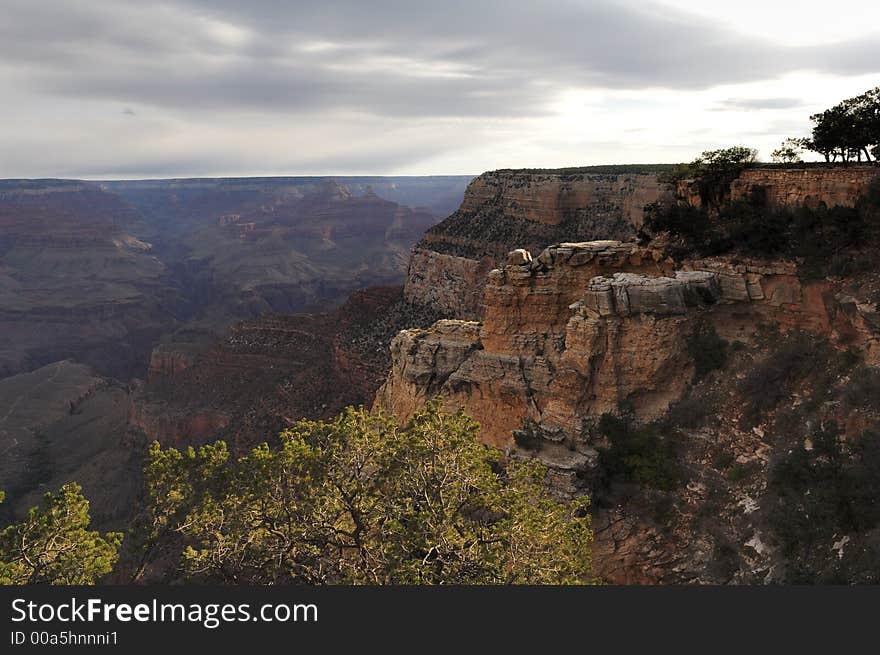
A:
726 463 752 483
597 412 680 491
712 450 735 471
139 402 594 585
845 366 880 411
642 200 711 247
739 332 822 428
687 321 729 380
765 424 880 581
668 392 716 429
0 484 122 585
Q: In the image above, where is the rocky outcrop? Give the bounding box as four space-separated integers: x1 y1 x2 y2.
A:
403 249 494 320
380 241 678 459
730 165 878 209
378 239 873 496
147 343 206 381
405 168 670 318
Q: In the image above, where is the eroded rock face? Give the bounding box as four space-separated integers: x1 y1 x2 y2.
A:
378 240 871 497
403 249 493 320
456 170 666 229
406 169 671 318
409 166 880 322
128 399 231 447
731 166 878 209
147 343 206 381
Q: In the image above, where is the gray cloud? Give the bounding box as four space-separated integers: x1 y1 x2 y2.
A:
0 0 877 177
713 97 806 112
4 0 878 119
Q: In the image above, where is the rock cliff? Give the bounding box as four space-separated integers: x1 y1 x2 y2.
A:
406 165 880 321
379 164 880 583
380 239 855 485
730 166 878 209
405 167 670 318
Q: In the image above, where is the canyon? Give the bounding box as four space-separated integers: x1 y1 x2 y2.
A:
0 175 470 523
0 176 470 381
378 163 880 583
3 163 880 584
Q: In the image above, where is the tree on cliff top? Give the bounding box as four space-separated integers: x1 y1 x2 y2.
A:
139 401 594 585
0 484 122 585
771 138 806 163
802 86 880 162
655 146 758 209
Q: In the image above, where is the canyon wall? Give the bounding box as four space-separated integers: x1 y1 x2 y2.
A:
379 239 874 494
454 170 666 230
406 165 879 320
405 168 670 318
730 165 877 208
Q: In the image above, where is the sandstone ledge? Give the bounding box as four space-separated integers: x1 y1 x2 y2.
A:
378 238 875 496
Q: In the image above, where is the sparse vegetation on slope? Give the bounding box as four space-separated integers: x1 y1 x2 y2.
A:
643 175 880 275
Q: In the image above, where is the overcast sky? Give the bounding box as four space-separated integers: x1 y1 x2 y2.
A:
1 0 878 178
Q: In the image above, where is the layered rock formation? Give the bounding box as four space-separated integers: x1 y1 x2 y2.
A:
110 176 470 331
380 242 676 459
730 165 878 209
406 167 671 318
379 239 872 492
378 163 880 583
0 180 173 379
454 169 665 230
406 165 880 322
131 286 449 451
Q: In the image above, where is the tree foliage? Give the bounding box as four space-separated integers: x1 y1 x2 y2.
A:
771 137 806 163
802 87 880 162
767 423 880 583
0 484 122 585
689 146 759 208
643 177 877 272
596 411 680 492
687 321 729 381
139 402 594 584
